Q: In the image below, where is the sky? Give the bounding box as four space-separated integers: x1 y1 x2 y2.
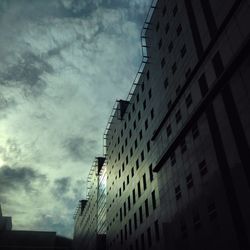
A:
0 0 150 237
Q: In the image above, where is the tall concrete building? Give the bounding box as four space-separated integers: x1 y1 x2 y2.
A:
73 157 106 250
74 0 250 249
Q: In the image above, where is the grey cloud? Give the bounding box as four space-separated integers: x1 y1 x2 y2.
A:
0 52 53 97
53 177 71 195
63 136 98 161
0 165 47 192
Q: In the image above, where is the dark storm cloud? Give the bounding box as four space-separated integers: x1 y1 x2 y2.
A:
0 52 53 97
0 165 47 192
53 177 71 195
63 136 98 161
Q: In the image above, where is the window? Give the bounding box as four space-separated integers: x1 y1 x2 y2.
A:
143 173 147 190
124 202 126 216
176 85 181 95
171 152 176 166
136 94 139 103
125 224 127 240
208 202 217 221
126 155 128 165
172 62 177 74
161 57 166 68
185 68 191 79
122 163 125 171
127 175 130 185
176 24 182 36
145 199 149 217
173 5 178 16
168 41 173 52
158 38 162 49
143 100 146 110
122 145 124 153
164 77 168 89
124 121 127 130
134 212 138 230
199 159 208 176
148 88 152 99
132 103 135 112
141 233 145 250
156 21 160 31
175 185 182 200
181 44 187 58
149 164 153 181
186 173 194 189
185 93 192 108
151 108 154 120
141 82 144 92
162 5 167 16
131 167 134 177
123 181 125 191
129 129 132 138
192 123 199 139
138 111 141 121
119 188 121 197
167 124 172 137
193 211 201 230
133 120 136 129
145 119 148 130
180 139 187 153
141 150 144 162
118 152 120 160
119 169 121 178
165 22 170 34
130 147 133 157
168 100 172 109
135 139 138 149
125 138 128 146
128 112 131 120
154 220 160 241
133 189 136 204
137 181 141 197
147 70 150 80
199 74 208 97
136 159 139 169
120 208 122 221
139 206 143 223
139 130 143 140
175 109 182 123
147 227 152 247
152 190 156 209
129 219 132 235
147 140 150 152
212 51 224 77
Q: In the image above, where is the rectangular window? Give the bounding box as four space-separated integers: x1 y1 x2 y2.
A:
149 164 153 181
186 173 194 189
168 41 173 53
141 82 144 92
119 188 121 197
154 220 160 241
143 173 147 190
137 181 141 197
175 109 182 123
139 206 143 223
131 167 134 177
168 100 172 109
162 5 166 16
151 108 154 120
199 159 208 176
148 88 152 99
123 181 125 191
128 112 131 120
128 196 131 211
172 62 177 74
147 70 150 80
145 199 149 217
170 152 176 166
138 111 141 120
176 85 181 95
129 129 132 138
120 229 123 244
158 38 162 49
126 155 128 165
192 123 199 139
147 227 152 247
176 24 182 36
164 77 168 89
165 22 170 34
145 119 148 130
185 93 192 108
119 169 121 177
175 185 182 200
125 224 127 240
141 233 145 250
152 190 156 209
173 4 178 16
141 150 144 161
161 57 166 68
167 124 172 137
156 21 160 31
124 202 126 217
139 130 143 140
181 44 186 57
199 74 208 97
133 189 136 204
133 120 136 129
136 93 139 103
136 159 139 169
143 100 146 110
212 51 224 77
120 207 123 221
127 175 130 185
129 219 132 235
122 163 125 171
134 212 138 230
135 139 138 149
180 139 187 153
147 140 150 152
130 147 133 157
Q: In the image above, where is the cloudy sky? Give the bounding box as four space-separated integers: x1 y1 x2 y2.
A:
0 0 150 237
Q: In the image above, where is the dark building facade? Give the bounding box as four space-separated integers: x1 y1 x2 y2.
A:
74 0 250 250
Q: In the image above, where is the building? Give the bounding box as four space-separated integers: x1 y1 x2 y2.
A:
0 204 72 250
73 157 107 250
104 0 250 250
73 0 250 249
